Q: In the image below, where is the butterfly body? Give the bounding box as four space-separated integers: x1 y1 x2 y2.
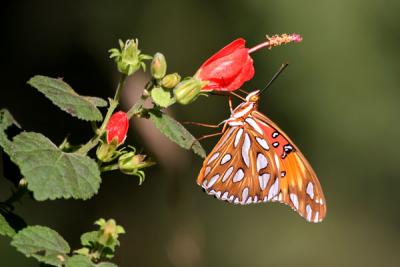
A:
197 91 326 223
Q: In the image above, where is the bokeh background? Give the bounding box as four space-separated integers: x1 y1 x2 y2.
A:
1 0 400 266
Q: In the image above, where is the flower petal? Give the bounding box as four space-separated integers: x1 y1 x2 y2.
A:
199 38 246 69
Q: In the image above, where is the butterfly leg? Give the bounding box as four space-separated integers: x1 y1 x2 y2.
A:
182 121 221 128
196 132 223 141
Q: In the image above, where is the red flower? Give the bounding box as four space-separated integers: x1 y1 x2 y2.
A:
196 38 254 92
195 34 302 92
106 111 129 145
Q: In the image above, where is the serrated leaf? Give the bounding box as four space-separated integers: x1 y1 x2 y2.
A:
11 132 101 200
150 87 176 108
0 213 16 237
28 75 104 121
80 231 99 247
83 96 108 107
0 109 20 130
66 255 93 267
65 255 118 267
0 210 27 234
11 226 70 266
148 110 205 158
0 109 20 154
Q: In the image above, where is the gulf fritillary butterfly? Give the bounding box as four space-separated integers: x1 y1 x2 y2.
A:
197 90 326 223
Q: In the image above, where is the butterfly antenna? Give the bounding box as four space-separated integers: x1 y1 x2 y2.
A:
260 63 289 94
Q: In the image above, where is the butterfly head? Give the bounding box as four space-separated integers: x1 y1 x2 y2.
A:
245 90 261 103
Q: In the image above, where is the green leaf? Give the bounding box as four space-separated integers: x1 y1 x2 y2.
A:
0 213 16 237
0 109 20 154
65 255 118 267
28 75 104 121
80 231 99 247
0 210 27 234
11 132 101 200
96 262 118 267
11 225 70 266
148 110 206 158
150 87 176 108
0 109 20 130
65 255 93 267
83 96 108 108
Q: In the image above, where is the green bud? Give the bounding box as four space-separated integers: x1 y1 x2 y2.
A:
118 152 155 175
160 73 181 89
95 218 125 247
150 53 167 79
173 78 202 105
96 141 118 162
109 39 152 76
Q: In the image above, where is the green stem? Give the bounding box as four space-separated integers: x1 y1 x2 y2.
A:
100 164 119 172
127 93 149 119
77 74 127 155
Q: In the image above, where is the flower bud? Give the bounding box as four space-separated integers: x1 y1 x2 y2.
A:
160 73 181 89
150 53 167 79
95 218 125 247
173 78 203 105
106 111 129 145
109 39 152 76
96 141 118 162
118 152 155 175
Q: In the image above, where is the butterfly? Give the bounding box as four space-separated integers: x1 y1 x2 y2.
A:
196 90 326 223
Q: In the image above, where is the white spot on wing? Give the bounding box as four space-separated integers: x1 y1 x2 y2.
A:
290 193 299 210
234 128 243 148
222 166 234 182
221 192 229 200
245 117 263 134
314 211 319 223
215 127 235 150
256 153 268 172
241 187 249 204
207 174 220 188
256 137 269 150
306 205 312 221
220 154 232 164
232 169 244 183
268 178 279 200
241 133 251 167
204 167 211 177
274 154 281 170
258 173 270 190
207 152 220 164
253 196 258 203
306 182 314 199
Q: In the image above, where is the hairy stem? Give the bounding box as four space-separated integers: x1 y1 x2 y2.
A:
77 74 127 155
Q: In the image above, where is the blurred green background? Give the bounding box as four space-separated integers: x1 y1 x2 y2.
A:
1 0 400 266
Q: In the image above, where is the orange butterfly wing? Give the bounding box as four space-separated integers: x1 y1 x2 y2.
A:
197 111 327 223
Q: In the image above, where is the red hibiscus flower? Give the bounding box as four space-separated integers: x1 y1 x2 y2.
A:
195 34 302 92
106 111 129 145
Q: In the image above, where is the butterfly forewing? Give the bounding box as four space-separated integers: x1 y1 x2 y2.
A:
197 122 282 205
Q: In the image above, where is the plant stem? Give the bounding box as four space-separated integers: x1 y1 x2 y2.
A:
77 74 127 155
127 94 149 119
100 164 120 172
